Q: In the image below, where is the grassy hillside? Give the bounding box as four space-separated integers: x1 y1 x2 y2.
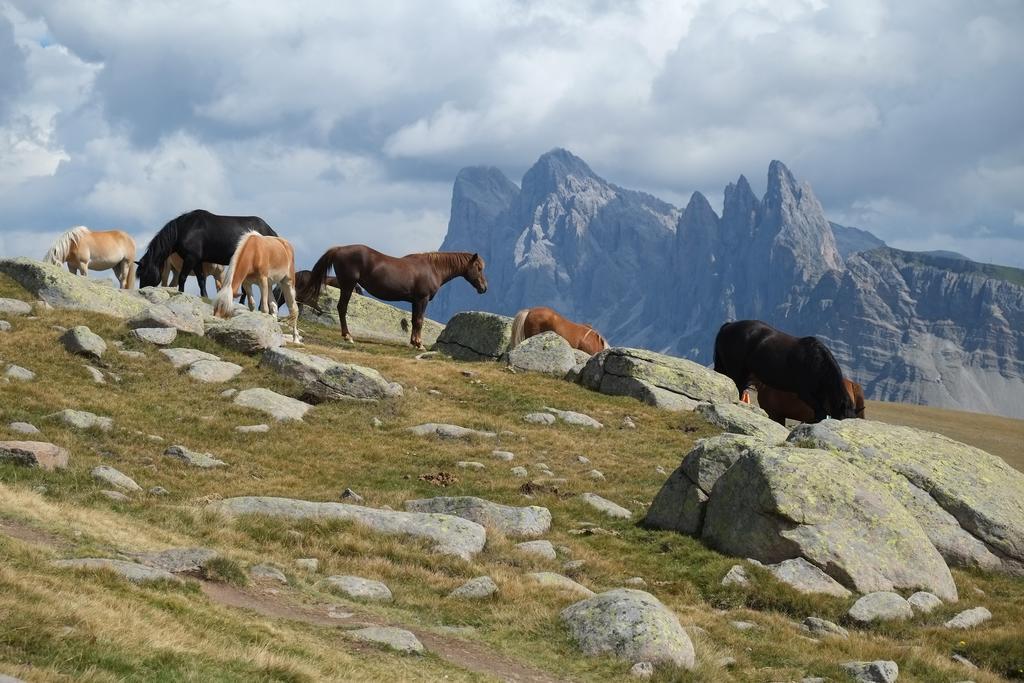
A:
1 272 1022 682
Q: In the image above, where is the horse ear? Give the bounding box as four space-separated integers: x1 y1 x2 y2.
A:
471 253 480 262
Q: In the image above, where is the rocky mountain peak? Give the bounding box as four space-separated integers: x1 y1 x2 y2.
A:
520 148 600 198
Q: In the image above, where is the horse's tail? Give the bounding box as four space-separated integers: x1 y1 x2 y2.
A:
509 309 530 349
713 322 730 373
299 248 335 306
44 226 89 264
126 260 136 289
214 231 259 317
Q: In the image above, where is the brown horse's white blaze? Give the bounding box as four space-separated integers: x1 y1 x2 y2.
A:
45 226 137 289
213 231 301 344
162 253 226 290
509 306 609 355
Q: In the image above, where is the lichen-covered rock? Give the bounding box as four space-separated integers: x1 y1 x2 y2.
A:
561 589 695 669
802 616 848 639
508 331 577 375
449 576 498 599
349 626 423 654
187 359 243 383
303 363 403 403
765 557 851 597
789 419 1024 574
577 347 735 411
581 492 632 519
300 285 443 346
59 326 107 360
848 592 914 623
160 348 220 369
841 660 899 683
0 441 69 470
0 298 32 316
51 558 180 584
944 606 992 629
407 423 496 439
404 496 550 537
435 311 513 361
48 409 112 431
321 575 392 602
234 388 311 422
260 347 339 385
527 572 594 597
91 465 141 492
128 547 220 574
696 401 790 443
209 496 487 560
131 327 177 345
127 299 205 336
702 446 958 601
543 406 603 428
516 540 557 560
206 311 282 354
0 258 147 318
163 445 227 468
907 591 943 614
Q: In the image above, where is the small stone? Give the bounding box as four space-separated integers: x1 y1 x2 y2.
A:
371 417 383 428
802 616 849 639
907 591 943 615
0 298 32 316
580 492 632 519
944 607 992 629
48 409 112 431
321 575 392 602
235 424 270 433
951 654 977 669
448 576 498 599
91 465 142 492
564 559 586 571
349 626 424 655
516 540 557 560
492 450 514 461
848 591 913 623
457 461 485 470
234 387 312 422
59 326 107 360
4 365 35 382
131 327 177 345
717 656 737 668
221 388 237 398
8 422 39 435
295 558 319 572
624 577 647 587
630 661 654 678
146 434 164 442
83 365 106 383
407 423 496 439
722 565 750 587
543 406 603 428
164 444 227 468
148 486 169 496
118 349 147 359
655 465 667 475
524 412 556 425
622 416 637 429
840 660 899 683
0 320 10 332
586 469 605 481
576 455 591 464
427 389 441 396
100 490 130 502
527 572 595 596
341 488 363 503
511 466 528 477
249 564 288 584
730 620 757 631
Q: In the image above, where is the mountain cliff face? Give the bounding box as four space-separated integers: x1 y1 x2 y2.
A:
431 149 1024 418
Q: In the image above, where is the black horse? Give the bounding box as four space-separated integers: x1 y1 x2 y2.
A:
713 320 856 422
137 209 278 297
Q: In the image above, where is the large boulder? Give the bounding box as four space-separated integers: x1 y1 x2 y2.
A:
260 347 339 385
206 311 282 354
508 332 577 375
695 401 790 443
259 347 403 402
561 589 695 669
0 258 147 319
404 496 551 537
0 441 69 470
233 388 311 422
435 311 512 361
701 445 958 601
208 496 487 560
127 298 206 336
299 285 443 346
577 347 736 411
789 419 1024 574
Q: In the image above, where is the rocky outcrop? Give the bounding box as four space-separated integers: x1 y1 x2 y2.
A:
206 312 282 354
508 331 576 375
127 299 205 336
695 401 790 442
299 285 443 346
435 311 512 361
0 258 147 318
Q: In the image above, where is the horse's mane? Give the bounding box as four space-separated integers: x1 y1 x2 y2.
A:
44 226 89 264
421 251 475 268
141 212 188 265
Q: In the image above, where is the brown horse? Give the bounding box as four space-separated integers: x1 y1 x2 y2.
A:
214 231 300 344
300 245 487 348
45 226 136 288
755 378 865 425
509 306 609 355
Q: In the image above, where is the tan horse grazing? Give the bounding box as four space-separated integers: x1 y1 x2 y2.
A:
754 378 865 426
44 226 136 288
161 253 226 290
509 306 609 355
213 231 300 344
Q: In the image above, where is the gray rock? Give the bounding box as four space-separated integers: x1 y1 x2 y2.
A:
234 388 312 422
0 298 32 316
449 576 498 599
907 591 943 614
456 461 485 470
586 469 605 481
404 496 551 537
148 486 169 496
766 557 852 597
696 401 790 442
0 320 10 332
7 422 39 435
100 490 129 502
300 283 443 346
303 363 403 403
524 412 556 425
235 424 269 433
511 466 528 477
209 496 487 560
82 365 106 384
118 349 146 359
250 564 288 584
407 423 496 439
295 558 319 572
52 558 180 584
578 347 735 411
206 311 282 354
187 359 243 383
0 441 70 470
630 662 654 678
561 589 695 668
576 455 591 464
48 409 112 431
516 540 557 560
624 577 647 587
622 416 637 429
0 258 147 318
702 445 958 601
802 616 849 639
129 547 220 574
349 626 424 654
543 406 603 428
59 325 107 360
721 564 750 587
321 575 392 602
341 488 363 503
730 620 757 631
508 331 576 375
435 311 513 361
944 607 992 629
160 347 220 369
840 660 899 683
848 592 914 623
91 465 141 492
128 300 205 336
131 327 177 345
163 445 227 468
580 492 632 519
950 654 977 669
4 365 35 381
527 572 594 596
260 346 339 385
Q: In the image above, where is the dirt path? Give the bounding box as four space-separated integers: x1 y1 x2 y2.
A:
1 519 569 683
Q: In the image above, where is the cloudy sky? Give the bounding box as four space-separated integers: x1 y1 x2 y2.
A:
1 0 1022 270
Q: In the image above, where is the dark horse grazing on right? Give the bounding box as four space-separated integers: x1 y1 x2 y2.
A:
300 245 488 348
714 320 856 422
136 209 279 297
755 377 865 425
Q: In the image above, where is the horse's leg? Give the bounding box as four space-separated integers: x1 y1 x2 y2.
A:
337 283 356 343
282 279 301 344
410 297 428 349
259 275 271 314
180 256 201 295
243 283 255 311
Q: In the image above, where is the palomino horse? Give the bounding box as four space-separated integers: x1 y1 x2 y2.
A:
137 209 278 297
213 232 300 343
161 253 226 290
300 245 487 348
754 378 865 425
44 226 136 288
713 319 856 422
509 306 609 355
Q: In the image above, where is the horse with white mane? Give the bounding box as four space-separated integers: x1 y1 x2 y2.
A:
44 226 137 289
213 231 301 344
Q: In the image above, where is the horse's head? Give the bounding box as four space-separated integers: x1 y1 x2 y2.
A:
830 386 858 420
136 255 161 288
463 253 488 294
